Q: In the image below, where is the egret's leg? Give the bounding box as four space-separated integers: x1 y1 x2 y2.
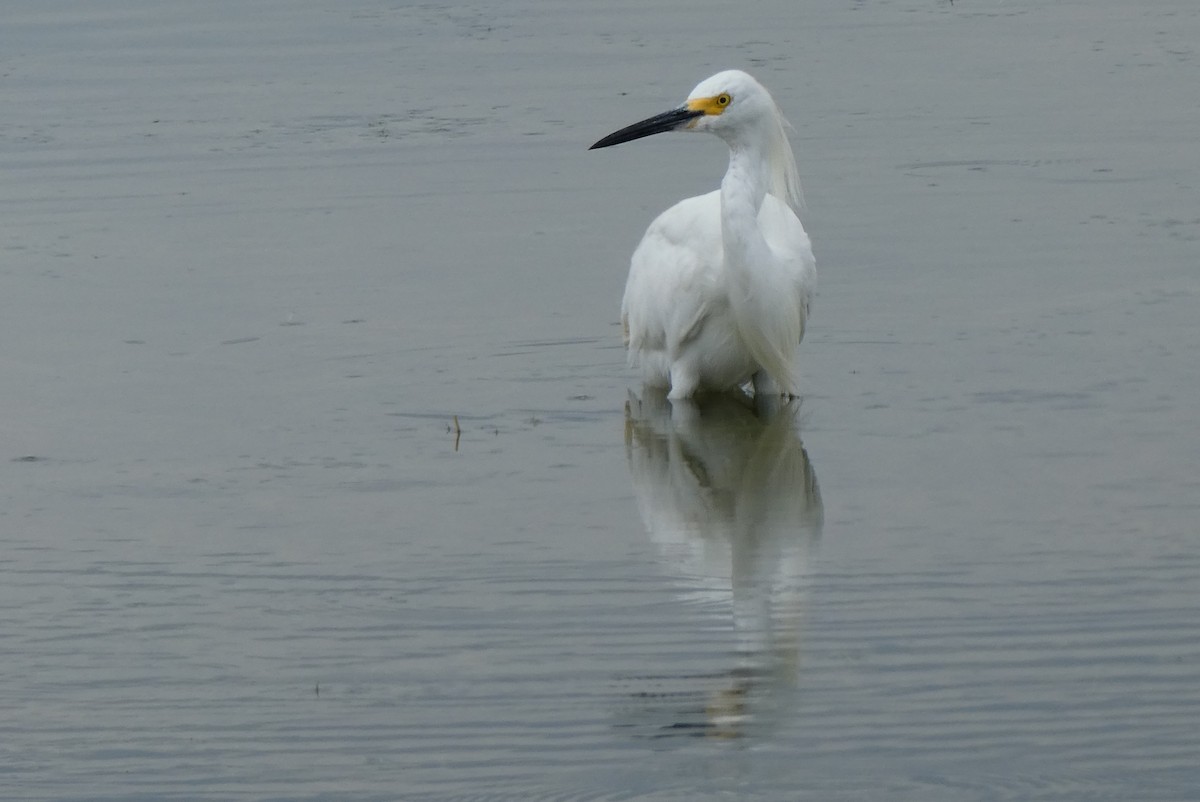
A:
667 396 700 425
753 370 797 400
752 371 778 397
667 362 699 401
638 351 672 390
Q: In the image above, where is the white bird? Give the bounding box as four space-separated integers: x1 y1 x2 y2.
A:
591 70 816 401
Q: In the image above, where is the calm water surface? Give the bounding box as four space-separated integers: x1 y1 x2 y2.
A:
2 1 1198 800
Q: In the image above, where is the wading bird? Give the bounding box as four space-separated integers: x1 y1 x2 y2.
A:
590 71 815 400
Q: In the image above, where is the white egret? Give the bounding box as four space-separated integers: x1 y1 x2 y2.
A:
591 70 815 400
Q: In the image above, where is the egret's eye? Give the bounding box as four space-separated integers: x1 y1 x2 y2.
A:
716 93 731 107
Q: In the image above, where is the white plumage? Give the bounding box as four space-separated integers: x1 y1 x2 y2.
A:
591 70 816 400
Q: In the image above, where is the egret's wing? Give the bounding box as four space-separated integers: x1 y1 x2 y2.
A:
622 192 724 359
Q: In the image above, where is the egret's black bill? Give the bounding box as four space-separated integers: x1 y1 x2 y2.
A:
589 107 705 150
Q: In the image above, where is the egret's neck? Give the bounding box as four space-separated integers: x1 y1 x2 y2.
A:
721 143 771 213
720 141 772 259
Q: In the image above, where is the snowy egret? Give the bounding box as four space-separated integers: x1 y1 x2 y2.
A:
590 70 815 400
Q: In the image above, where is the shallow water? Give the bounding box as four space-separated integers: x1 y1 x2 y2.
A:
3 1 1199 800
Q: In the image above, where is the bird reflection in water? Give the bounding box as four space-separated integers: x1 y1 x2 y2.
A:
620 390 822 740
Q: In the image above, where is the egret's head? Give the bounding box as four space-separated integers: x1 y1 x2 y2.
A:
681 70 774 138
589 70 777 150
589 70 804 217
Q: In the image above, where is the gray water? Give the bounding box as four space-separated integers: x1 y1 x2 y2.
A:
3 1 1199 800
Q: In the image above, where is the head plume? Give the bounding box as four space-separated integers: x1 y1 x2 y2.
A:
763 94 806 219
